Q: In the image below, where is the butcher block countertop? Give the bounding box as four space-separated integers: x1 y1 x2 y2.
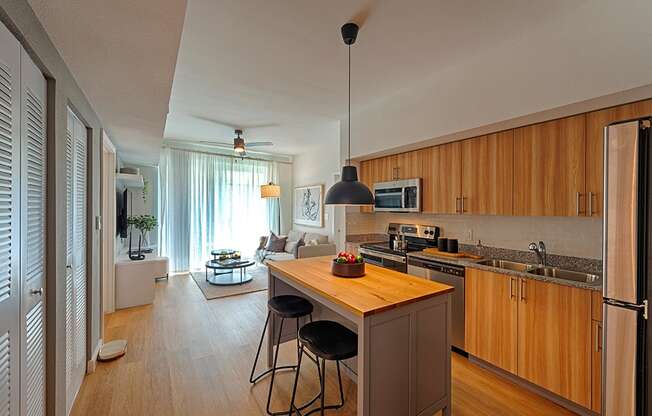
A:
267 256 453 317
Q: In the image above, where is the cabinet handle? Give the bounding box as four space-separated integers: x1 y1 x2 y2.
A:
461 196 466 213
455 197 460 213
520 279 526 302
509 277 516 299
576 192 585 216
588 192 595 216
595 322 602 352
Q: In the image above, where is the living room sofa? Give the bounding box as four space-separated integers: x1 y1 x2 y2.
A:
257 229 336 263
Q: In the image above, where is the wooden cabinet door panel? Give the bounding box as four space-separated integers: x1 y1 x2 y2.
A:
374 155 397 183
359 160 374 213
517 279 592 407
430 142 461 214
395 151 420 180
465 269 518 373
461 131 514 215
513 115 586 216
586 99 652 217
418 147 434 213
591 319 603 413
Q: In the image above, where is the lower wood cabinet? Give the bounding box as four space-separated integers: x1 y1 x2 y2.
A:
465 269 595 409
590 290 603 413
517 278 592 408
465 268 517 373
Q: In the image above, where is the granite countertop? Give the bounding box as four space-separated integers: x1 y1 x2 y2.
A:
407 250 603 292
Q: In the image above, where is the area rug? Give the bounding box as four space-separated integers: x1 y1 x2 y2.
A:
190 264 268 300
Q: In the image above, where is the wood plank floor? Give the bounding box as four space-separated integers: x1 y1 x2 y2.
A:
72 273 576 416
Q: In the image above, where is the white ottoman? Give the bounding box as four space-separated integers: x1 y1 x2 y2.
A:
115 256 169 309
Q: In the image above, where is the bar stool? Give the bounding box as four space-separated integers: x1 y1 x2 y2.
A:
249 295 317 416
288 320 358 415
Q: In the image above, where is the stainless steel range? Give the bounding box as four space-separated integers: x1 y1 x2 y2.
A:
358 223 440 273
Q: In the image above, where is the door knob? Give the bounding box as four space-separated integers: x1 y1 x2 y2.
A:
31 288 44 296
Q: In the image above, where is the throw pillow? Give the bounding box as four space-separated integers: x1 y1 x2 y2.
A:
284 240 298 254
258 236 269 251
306 239 319 246
265 232 287 252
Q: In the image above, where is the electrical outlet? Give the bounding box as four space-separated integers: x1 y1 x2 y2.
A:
466 229 473 242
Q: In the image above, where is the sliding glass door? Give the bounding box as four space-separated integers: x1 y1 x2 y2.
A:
160 148 278 272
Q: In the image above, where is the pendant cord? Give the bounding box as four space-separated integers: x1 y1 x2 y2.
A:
348 44 351 166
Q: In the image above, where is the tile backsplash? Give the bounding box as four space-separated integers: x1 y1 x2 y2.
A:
346 211 602 259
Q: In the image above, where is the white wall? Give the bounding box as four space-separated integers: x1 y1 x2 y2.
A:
348 212 602 260
345 0 652 160
292 123 340 241
277 162 293 234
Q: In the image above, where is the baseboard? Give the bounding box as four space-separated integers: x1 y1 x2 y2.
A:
86 338 103 374
468 355 598 416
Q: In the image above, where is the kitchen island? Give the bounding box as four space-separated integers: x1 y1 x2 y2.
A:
267 256 453 416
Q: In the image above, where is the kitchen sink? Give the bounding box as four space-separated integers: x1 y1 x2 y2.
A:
530 266 601 284
476 259 534 272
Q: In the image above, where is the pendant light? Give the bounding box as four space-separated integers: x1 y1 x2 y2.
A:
324 22 374 206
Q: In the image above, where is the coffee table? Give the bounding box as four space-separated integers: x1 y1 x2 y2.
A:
205 257 255 286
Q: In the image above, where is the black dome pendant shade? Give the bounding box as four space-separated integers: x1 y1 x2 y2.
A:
324 23 374 206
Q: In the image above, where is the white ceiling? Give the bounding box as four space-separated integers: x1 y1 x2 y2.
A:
26 0 652 163
27 0 187 164
167 0 576 156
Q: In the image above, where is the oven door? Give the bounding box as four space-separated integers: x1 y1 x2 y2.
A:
374 186 404 211
359 249 407 273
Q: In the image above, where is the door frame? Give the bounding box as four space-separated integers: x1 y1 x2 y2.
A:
101 133 116 319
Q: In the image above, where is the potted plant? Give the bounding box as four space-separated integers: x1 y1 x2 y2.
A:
127 214 158 261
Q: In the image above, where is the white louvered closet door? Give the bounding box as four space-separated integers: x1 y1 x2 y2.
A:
65 109 86 415
19 49 46 416
0 21 21 416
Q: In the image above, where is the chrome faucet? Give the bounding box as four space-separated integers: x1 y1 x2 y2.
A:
528 241 547 266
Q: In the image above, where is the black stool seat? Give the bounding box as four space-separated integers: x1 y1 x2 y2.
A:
267 295 313 318
299 320 357 361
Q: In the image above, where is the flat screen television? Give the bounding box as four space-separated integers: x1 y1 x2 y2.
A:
116 188 128 238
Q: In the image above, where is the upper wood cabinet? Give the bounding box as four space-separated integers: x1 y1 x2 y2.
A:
517 278 592 408
395 151 419 180
465 268 518 373
586 99 652 217
513 115 586 216
461 131 514 215
359 160 374 213
428 142 461 214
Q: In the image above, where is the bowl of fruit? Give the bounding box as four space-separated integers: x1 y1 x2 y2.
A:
331 251 365 278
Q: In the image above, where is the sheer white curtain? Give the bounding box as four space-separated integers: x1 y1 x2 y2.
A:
159 148 278 272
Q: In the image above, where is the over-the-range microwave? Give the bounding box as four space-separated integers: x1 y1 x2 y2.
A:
373 178 421 212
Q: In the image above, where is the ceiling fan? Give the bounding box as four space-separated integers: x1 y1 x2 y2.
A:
189 129 274 156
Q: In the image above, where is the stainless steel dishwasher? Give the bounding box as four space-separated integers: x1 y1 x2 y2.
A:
407 256 465 352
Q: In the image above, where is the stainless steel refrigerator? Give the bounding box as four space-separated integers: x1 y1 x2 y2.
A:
603 118 650 415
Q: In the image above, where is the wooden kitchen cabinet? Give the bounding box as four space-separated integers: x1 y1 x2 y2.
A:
359 156 397 213
590 290 603 413
586 99 652 217
517 278 592 408
465 268 518 373
513 114 586 216
428 142 461 214
359 159 374 213
395 150 420 180
461 131 514 215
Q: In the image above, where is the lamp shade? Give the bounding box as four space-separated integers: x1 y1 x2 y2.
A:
260 182 281 198
324 166 374 205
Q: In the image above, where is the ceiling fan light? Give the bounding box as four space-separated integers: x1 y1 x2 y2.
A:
234 137 246 153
